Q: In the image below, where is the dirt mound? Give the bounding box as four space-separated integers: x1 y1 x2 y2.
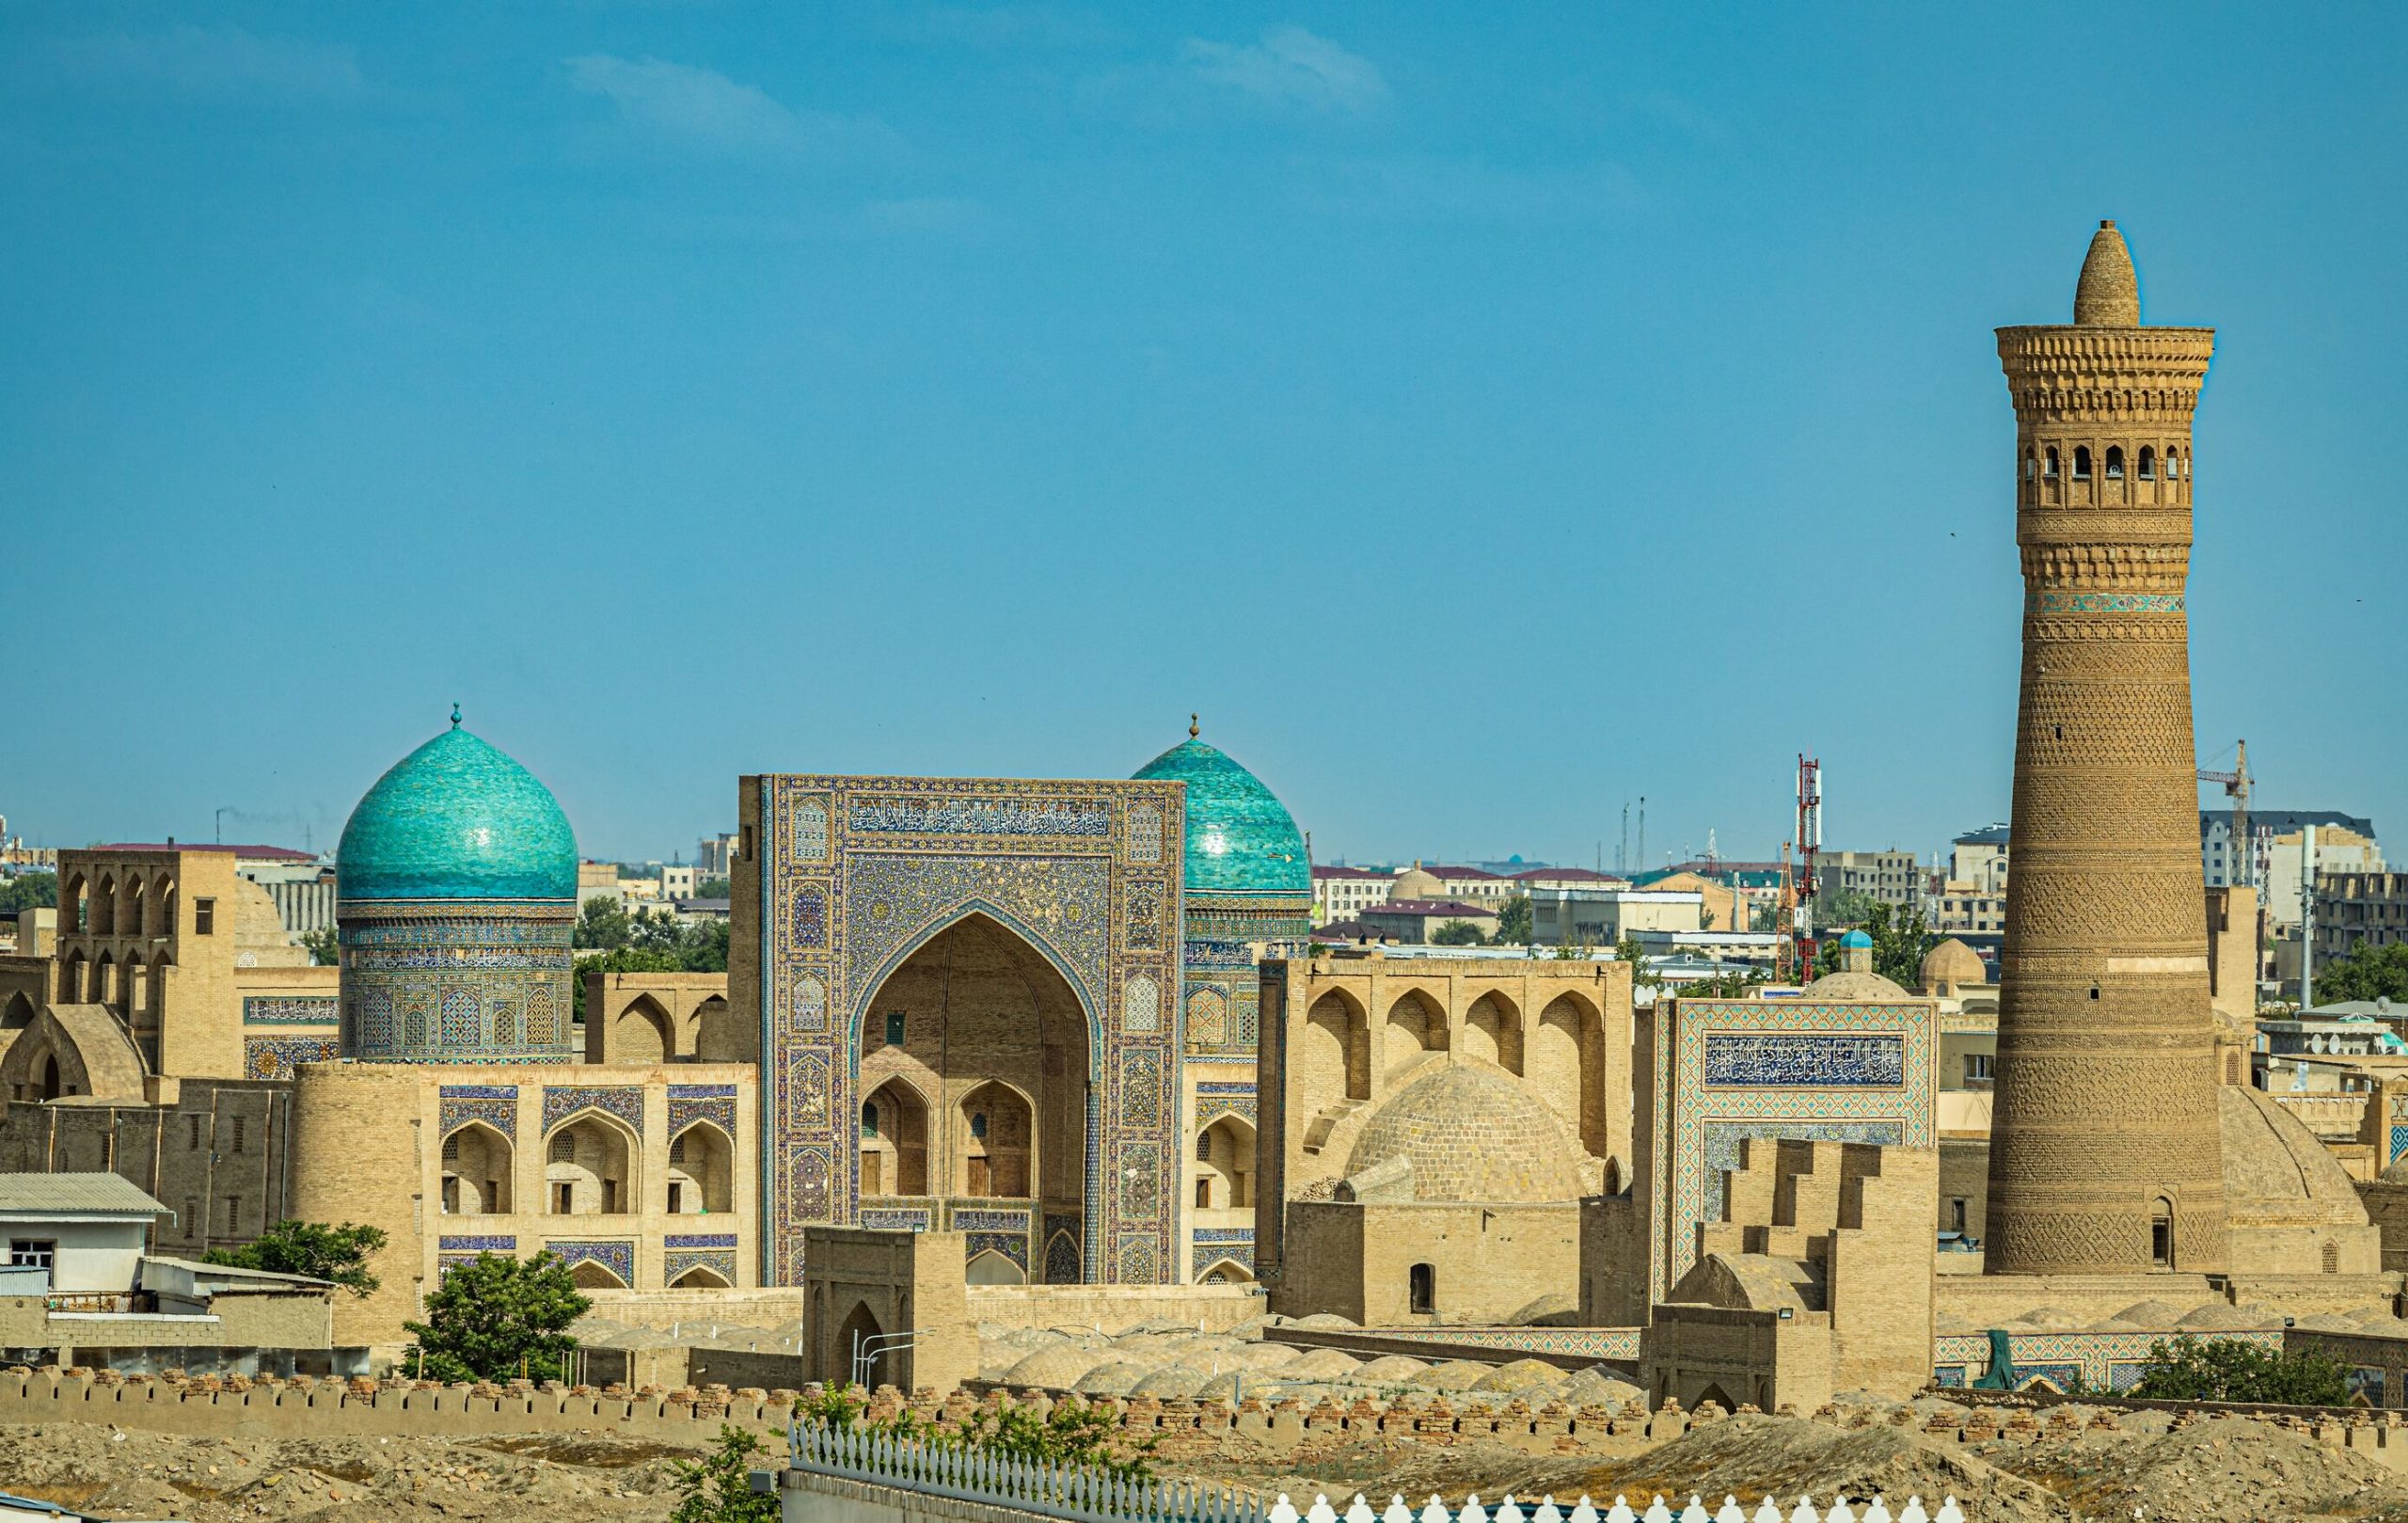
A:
1595 1416 2067 1523
1993 1413 2408 1523
0 1421 711 1522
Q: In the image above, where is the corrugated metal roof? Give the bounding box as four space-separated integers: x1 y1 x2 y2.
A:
0 1173 168 1216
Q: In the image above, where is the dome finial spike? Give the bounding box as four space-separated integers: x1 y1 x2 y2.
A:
1189 713 1199 739
451 702 462 729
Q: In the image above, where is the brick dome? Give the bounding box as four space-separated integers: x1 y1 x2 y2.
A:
1920 937 1987 992
1341 1064 1585 1203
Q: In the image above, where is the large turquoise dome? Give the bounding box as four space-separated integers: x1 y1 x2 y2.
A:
1133 730 1309 899
337 717 578 902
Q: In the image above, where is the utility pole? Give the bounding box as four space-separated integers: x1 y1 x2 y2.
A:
2301 823 2319 1012
1619 804 1629 875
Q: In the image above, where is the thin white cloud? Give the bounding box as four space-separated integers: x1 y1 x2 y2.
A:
1293 155 1644 224
563 55 902 161
42 25 366 103
1180 25 1386 114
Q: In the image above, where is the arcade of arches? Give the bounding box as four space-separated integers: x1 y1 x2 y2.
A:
855 914 1092 1285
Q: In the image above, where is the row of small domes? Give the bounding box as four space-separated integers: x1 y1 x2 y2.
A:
335 713 1309 904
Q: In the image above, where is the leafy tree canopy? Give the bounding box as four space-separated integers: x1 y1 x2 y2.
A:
403 1249 590 1384
1812 898 1934 989
1430 920 1487 946
2320 943 2408 1006
697 877 732 900
0 872 57 916
2125 1334 2350 1406
203 1219 387 1297
1493 894 1532 946
573 906 729 1019
1613 935 1657 988
795 1382 1154 1481
669 1424 781 1523
300 927 340 967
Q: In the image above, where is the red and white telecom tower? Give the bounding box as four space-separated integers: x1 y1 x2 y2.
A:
1782 754 1822 980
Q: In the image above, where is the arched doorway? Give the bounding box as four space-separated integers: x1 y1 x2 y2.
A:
545 1114 634 1215
859 1079 930 1198
854 912 1091 1272
1193 1115 1255 1212
568 1259 626 1290
966 1249 1024 1286
616 995 673 1064
836 1300 887 1387
440 1122 514 1214
667 1123 733 1214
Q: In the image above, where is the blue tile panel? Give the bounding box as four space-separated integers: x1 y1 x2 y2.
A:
545 1239 636 1286
244 1036 341 1081
544 1085 645 1136
339 900 574 1063
1703 1033 1906 1087
243 996 339 1026
439 1084 518 1140
336 722 577 902
1932 1329 2283 1393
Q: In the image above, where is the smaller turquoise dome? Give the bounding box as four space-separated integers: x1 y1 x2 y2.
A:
338 717 578 902
1841 929 1874 949
1133 728 1308 899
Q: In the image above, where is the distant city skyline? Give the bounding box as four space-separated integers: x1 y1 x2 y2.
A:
8 6 2403 867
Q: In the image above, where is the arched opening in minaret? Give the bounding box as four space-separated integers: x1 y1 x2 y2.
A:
2073 445 2092 480
2150 1197 2175 1269
2104 445 2125 479
2043 446 2059 478
2138 445 2157 479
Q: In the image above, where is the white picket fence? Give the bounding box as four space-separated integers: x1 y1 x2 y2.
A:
1265 1499 1967 1523
788 1422 1969 1523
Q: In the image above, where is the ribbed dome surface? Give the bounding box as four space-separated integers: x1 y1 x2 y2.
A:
1343 1065 1585 1202
338 721 578 901
1132 734 1307 898
1920 937 1988 989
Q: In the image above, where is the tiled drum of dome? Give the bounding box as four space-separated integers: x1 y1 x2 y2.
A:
756 773 1183 1286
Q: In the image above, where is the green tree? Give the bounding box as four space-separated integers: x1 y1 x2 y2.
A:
2125 1334 2351 1405
0 872 58 916
669 1424 781 1523
1613 935 1657 989
1684 966 1770 998
794 1382 1153 1482
2320 943 2408 1005
300 927 340 967
574 896 633 950
204 1219 388 1296
698 877 732 899
1813 887 1883 930
403 1250 590 1384
1431 920 1487 946
1494 895 1532 946
1812 900 1934 988
573 911 732 1021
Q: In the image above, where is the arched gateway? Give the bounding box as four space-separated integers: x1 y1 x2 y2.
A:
744 774 1184 1286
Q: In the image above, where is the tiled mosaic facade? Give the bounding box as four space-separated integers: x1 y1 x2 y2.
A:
244 1035 342 1081
752 774 1186 1286
338 900 575 1064
438 1084 518 1140
243 995 339 1026
664 1232 739 1286
543 1085 644 1137
1191 1226 1254 1277
1931 1329 2281 1393
669 1083 738 1141
1648 997 1937 1303
546 1238 637 1286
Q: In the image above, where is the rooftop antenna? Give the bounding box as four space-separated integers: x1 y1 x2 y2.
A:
1637 797 1646 875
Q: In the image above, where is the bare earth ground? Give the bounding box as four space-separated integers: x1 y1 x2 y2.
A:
0 1423 712 1521
12 1411 2408 1523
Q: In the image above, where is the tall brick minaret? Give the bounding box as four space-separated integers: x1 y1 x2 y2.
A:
1984 222 2229 1276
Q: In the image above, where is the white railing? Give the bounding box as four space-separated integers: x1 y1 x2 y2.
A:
791 1421 1269 1523
1266 1499 1964 1523
788 1422 1968 1523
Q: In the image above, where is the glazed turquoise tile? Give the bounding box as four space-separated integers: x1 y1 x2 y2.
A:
337 718 578 901
1131 737 1307 898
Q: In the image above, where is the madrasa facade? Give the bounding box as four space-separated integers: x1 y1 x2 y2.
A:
0 712 1316 1348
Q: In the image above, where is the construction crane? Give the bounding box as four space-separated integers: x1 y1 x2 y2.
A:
2199 739 2251 889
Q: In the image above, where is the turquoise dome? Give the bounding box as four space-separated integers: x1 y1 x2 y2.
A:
1841 929 1875 949
337 718 578 902
1133 731 1308 899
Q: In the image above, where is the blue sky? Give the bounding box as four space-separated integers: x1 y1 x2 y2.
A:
5 5 2403 869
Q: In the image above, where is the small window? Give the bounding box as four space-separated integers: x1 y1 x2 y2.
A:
970 1111 989 1140
182 1198 199 1239
672 1132 689 1164
1408 1261 1436 1314
230 1117 246 1153
222 1196 240 1233
194 898 215 935
2322 1241 2340 1275
442 1133 461 1163
2044 446 2059 478
2073 446 2092 480
1966 1053 1993 1081
2022 451 2036 480
884 1011 905 1047
1196 1133 1212 1162
2150 1198 2174 1269
860 1104 878 1139
1949 1199 1968 1234
188 1114 202 1150
2138 446 2156 479
552 1182 573 1213
549 1133 574 1165
740 824 755 862
1195 1178 1212 1209
2104 445 2125 479
8 1240 55 1271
